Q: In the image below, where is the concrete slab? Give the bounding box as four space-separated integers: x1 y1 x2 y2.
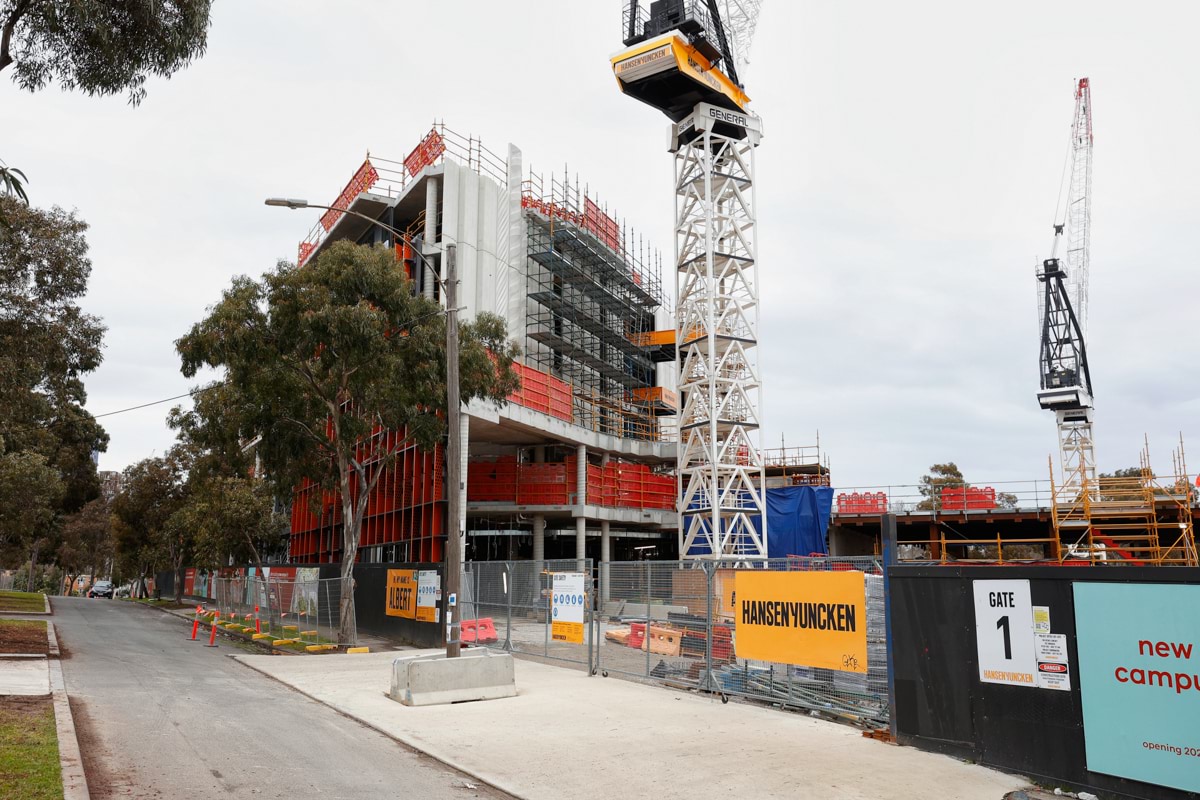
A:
235 650 1028 800
0 657 50 695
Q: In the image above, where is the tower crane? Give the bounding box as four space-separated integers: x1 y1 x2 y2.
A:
613 1 768 559
1038 78 1095 501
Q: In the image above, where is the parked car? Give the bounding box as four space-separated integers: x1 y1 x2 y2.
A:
88 580 114 599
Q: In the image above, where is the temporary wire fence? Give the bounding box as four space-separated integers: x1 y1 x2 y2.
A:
594 557 888 728
213 572 349 647
459 559 594 670
460 557 890 728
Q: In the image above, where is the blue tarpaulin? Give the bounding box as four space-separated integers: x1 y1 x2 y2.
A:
756 485 833 557
682 485 833 557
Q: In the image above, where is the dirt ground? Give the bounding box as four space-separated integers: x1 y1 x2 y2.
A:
0 619 49 654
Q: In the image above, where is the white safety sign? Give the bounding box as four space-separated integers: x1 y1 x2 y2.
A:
972 579 1037 687
416 570 440 623
551 572 586 644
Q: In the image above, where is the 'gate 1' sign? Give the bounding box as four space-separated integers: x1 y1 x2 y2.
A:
972 579 1037 686
551 572 586 644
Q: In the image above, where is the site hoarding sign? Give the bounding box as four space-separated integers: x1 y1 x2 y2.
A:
972 579 1038 687
416 570 440 623
1074 582 1200 794
733 571 867 673
385 569 416 619
551 572 586 644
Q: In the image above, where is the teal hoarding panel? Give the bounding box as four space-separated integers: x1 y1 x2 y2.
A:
1074 582 1200 793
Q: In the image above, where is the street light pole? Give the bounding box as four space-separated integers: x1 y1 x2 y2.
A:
444 244 462 658
265 197 465 658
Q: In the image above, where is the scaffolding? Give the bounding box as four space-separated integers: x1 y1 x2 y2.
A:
1050 436 1197 566
522 167 669 442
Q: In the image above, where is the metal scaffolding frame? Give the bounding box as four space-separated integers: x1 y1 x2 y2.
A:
522 168 669 441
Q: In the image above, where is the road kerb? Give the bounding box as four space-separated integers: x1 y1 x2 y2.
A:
46 611 89 800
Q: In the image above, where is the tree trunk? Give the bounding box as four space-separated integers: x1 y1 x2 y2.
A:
337 468 358 647
27 542 39 594
174 557 185 604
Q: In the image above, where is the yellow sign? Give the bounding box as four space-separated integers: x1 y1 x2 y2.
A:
734 571 868 673
385 569 416 619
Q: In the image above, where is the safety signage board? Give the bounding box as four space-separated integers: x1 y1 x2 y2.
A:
416 570 440 623
972 580 1037 687
385 569 416 619
733 571 867 673
1035 633 1071 691
551 572 586 644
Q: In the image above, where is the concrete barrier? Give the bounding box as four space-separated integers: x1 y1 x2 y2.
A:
389 650 516 707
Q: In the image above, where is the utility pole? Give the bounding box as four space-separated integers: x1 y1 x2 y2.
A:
444 243 462 658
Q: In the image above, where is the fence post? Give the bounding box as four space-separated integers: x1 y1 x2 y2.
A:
704 561 714 693
881 513 899 739
644 559 651 678
587 558 594 676
504 562 513 651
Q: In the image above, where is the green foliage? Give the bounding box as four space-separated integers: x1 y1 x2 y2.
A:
110 456 185 592
917 462 965 511
57 497 112 587
0 451 62 567
178 477 288 571
0 0 213 105
0 159 27 204
0 197 107 513
176 241 521 643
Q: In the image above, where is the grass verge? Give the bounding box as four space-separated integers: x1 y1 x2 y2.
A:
0 695 62 800
0 619 49 655
0 590 46 613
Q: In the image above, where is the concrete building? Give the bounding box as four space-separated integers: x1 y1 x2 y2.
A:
287 124 678 567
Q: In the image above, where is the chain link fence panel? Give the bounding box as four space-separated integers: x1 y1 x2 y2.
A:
594 557 889 728
460 559 594 670
214 571 348 646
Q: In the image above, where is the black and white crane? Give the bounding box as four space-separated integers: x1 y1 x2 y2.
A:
1037 78 1096 501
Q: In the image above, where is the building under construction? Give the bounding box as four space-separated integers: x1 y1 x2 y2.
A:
287 124 678 565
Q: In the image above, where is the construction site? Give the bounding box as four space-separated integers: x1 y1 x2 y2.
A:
283 62 1196 574
150 4 1200 799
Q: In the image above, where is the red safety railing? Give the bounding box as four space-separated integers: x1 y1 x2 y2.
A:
836 491 889 514
467 456 675 511
940 486 997 511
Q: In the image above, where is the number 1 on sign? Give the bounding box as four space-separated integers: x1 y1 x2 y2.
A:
997 615 1011 659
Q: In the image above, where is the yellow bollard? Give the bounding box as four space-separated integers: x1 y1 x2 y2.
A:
347 647 370 654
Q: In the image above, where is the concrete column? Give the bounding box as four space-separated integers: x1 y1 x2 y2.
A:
532 515 545 564
600 520 611 603
576 445 588 571
423 177 438 300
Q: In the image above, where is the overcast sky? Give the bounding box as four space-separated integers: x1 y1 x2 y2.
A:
6 1 1199 491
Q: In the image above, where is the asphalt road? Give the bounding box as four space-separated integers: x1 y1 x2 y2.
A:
52 596 511 799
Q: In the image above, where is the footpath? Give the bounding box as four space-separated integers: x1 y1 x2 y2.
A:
235 649 1030 800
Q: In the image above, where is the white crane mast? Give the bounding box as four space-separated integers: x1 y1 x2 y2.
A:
612 0 769 558
1038 78 1096 503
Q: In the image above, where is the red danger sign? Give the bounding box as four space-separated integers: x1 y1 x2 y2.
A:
1039 662 1068 674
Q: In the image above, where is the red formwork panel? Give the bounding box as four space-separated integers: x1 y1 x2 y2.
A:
287 433 446 564
508 363 574 423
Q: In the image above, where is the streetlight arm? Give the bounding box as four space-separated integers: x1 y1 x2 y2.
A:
264 198 443 285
